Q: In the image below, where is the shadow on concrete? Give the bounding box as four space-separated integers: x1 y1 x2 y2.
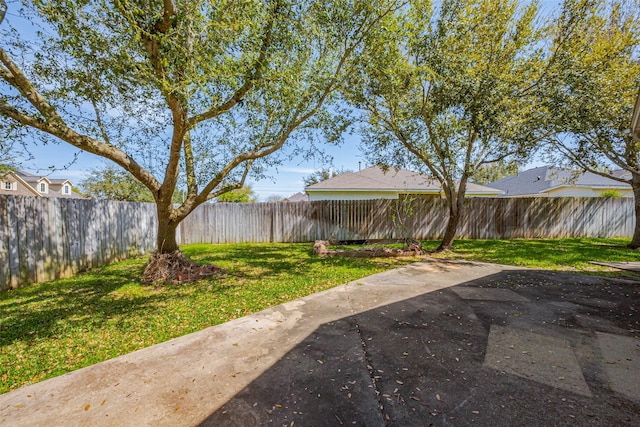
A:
201 269 640 426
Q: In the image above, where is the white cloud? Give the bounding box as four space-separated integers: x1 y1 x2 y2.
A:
47 169 88 180
278 166 316 174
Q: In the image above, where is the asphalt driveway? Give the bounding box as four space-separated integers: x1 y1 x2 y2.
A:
1 260 639 426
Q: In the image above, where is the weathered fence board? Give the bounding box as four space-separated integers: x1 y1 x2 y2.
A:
0 195 635 291
0 196 157 291
175 197 634 244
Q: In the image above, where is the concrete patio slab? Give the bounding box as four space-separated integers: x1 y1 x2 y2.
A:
451 287 530 302
1 259 639 426
597 332 640 402
484 325 592 396
590 261 640 272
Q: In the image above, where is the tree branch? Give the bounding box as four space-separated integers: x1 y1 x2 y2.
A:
156 0 178 33
0 48 63 125
551 135 635 183
0 48 161 192
183 130 197 196
188 0 281 126
91 99 111 145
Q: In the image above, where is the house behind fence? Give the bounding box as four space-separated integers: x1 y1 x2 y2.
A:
0 195 635 290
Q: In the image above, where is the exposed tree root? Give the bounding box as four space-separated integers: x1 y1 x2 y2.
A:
142 250 221 284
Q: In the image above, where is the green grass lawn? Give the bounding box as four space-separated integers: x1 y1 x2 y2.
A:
425 237 640 274
0 243 420 394
1 238 639 394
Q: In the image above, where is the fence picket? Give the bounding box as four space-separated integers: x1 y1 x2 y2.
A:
0 195 636 291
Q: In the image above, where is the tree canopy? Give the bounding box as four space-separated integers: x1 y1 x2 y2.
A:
302 167 352 187
541 0 640 246
216 186 257 203
80 166 154 202
0 0 405 280
472 161 519 185
347 0 550 250
264 194 284 202
80 166 189 203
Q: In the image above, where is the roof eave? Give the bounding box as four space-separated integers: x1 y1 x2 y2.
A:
51 179 73 185
306 188 441 193
5 171 41 196
540 184 631 193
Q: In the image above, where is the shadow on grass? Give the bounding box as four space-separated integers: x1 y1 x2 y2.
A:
1 242 427 393
1 262 152 347
2 239 637 394
3 239 637 351
183 243 416 281
0 257 242 349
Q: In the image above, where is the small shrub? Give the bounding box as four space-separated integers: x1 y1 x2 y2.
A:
600 189 622 198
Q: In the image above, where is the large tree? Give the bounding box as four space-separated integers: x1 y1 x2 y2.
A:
0 0 403 280
541 0 640 247
347 0 551 251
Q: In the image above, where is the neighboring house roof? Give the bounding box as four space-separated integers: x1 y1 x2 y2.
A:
17 171 71 186
306 166 503 196
487 166 631 197
283 192 309 202
0 169 84 198
611 169 632 180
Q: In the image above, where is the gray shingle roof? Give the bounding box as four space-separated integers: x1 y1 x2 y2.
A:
284 192 308 202
487 166 630 197
14 170 43 183
6 169 84 198
306 166 502 194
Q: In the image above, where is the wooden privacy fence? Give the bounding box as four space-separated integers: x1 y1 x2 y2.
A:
0 196 156 291
0 195 635 290
178 197 635 243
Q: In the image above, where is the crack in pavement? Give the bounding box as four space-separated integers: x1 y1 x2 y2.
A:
344 284 389 426
354 317 390 425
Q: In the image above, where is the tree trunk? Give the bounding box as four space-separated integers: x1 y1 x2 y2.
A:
629 174 640 249
143 204 221 283
437 208 460 251
141 205 187 283
143 200 222 284
156 215 179 253
436 178 468 252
